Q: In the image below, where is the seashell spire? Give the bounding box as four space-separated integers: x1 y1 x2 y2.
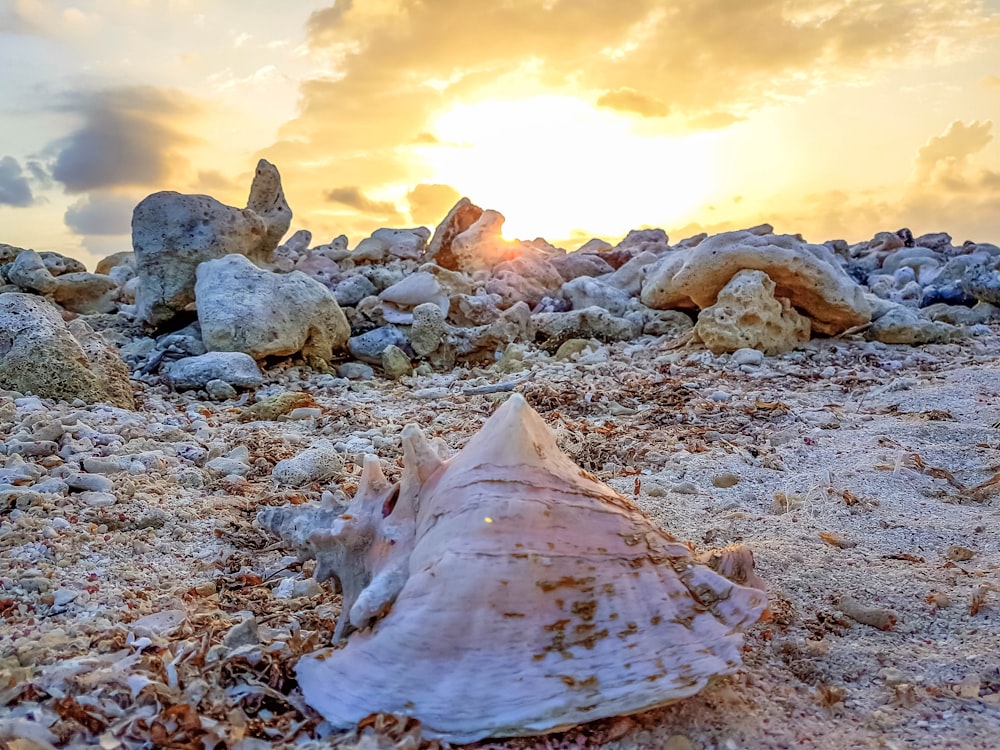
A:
264 394 768 742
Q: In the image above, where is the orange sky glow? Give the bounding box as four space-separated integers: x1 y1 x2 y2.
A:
1 0 999 269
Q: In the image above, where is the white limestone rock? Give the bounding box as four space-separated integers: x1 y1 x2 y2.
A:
642 229 871 335
133 159 291 326
195 254 349 364
8 250 58 294
272 440 343 486
693 270 810 355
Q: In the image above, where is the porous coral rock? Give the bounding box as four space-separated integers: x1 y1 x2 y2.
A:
0 293 134 408
694 270 810 355
133 159 291 326
195 254 349 364
641 229 871 335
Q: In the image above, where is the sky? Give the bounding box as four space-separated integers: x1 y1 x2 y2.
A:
1 0 999 270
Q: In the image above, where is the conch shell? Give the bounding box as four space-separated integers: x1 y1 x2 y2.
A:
259 394 767 743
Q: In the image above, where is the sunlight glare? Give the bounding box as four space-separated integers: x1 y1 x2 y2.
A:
422 96 719 243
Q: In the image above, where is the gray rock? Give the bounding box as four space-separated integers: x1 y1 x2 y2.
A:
921 302 998 326
534 306 640 349
196 255 349 363
133 159 291 326
272 441 343 486
867 303 964 345
8 250 57 294
96 251 135 275
39 252 86 276
334 274 378 306
561 276 630 316
337 362 375 380
51 273 119 314
0 294 134 409
205 379 239 400
732 348 765 366
347 325 410 365
381 344 413 378
550 252 615 281
164 351 263 390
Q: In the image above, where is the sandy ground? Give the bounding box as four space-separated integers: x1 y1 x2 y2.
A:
1 329 998 749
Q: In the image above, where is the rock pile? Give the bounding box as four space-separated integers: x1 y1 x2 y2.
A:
2 160 1000 408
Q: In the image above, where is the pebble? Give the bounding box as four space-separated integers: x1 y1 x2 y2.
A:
337 362 375 380
82 457 126 475
670 481 700 495
205 379 238 401
81 491 117 507
381 345 413 379
712 473 740 488
287 407 323 420
709 390 731 402
65 472 115 493
52 588 78 607
956 673 981 699
732 348 765 366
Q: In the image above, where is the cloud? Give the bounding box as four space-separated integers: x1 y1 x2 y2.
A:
688 111 744 130
984 75 1000 89
407 183 462 225
46 86 199 193
915 119 993 181
264 0 1000 245
596 88 668 117
0 156 34 207
306 0 354 45
325 186 400 217
64 193 137 236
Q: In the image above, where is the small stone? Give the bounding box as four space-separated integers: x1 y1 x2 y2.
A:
712 473 740 488
381 345 413 379
554 338 592 361
81 491 117 507
663 736 694 750
288 407 323 420
52 588 78 607
709 390 731 402
670 481 700 495
878 667 906 686
223 617 260 649
732 348 765 366
347 325 410 365
205 379 238 401
65 473 114 493
337 362 375 380
956 673 981 699
272 441 343 486
240 391 315 422
946 545 975 562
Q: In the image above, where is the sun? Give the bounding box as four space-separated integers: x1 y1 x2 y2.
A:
419 95 720 244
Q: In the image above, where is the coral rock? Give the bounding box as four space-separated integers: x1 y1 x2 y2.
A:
694 270 810 355
133 159 291 326
641 230 871 335
0 293 134 408
195 254 349 364
260 394 766 742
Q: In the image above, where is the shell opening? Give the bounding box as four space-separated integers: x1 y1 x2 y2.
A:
382 484 401 518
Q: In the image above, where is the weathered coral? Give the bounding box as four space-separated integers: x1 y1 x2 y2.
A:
259 394 767 742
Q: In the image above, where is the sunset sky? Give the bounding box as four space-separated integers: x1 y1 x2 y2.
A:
2 0 999 270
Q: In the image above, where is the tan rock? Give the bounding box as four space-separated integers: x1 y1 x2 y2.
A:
694 269 810 355
641 229 871 335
